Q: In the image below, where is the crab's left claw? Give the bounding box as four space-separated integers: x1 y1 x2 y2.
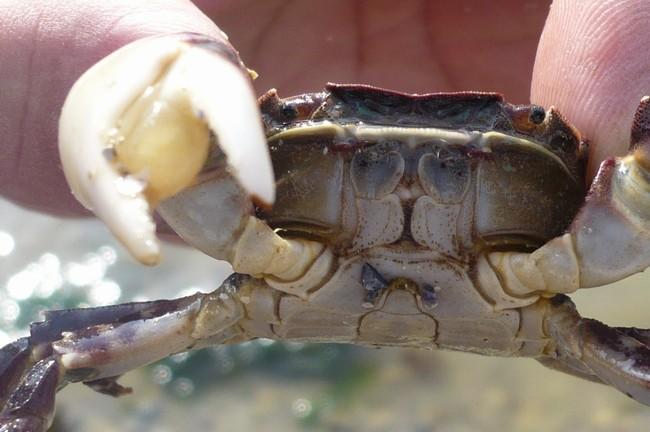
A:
59 33 274 265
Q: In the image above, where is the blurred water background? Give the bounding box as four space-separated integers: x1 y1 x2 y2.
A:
1 196 650 432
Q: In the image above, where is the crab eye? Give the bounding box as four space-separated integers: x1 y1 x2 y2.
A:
529 105 546 125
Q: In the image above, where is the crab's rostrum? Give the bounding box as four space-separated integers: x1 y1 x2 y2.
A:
3 33 650 431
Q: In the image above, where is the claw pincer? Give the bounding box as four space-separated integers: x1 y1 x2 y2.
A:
58 33 274 265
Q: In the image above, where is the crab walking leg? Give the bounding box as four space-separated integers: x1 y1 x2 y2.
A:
540 295 650 405
0 339 32 409
0 357 62 432
481 97 650 296
59 33 273 265
0 274 276 432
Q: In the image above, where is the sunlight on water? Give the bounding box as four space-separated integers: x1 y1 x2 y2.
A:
89 279 122 306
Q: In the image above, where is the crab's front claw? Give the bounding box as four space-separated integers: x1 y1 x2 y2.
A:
59 33 274 265
557 96 650 287
484 97 650 296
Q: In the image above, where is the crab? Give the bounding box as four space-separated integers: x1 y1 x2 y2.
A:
2 32 650 431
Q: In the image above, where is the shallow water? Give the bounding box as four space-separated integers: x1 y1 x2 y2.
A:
1 198 649 431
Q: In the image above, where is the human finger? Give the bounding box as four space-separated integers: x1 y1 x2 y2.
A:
531 0 650 178
0 0 221 216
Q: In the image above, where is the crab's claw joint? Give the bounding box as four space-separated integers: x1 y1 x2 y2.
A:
59 34 274 265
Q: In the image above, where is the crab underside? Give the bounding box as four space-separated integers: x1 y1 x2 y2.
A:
3 33 650 431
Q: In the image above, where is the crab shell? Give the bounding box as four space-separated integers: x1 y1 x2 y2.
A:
257 84 587 256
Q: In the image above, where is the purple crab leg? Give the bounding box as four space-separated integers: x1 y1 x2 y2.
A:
543 295 650 405
0 358 61 432
0 338 32 409
0 274 258 431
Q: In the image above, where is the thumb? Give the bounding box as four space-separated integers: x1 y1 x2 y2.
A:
0 0 222 216
531 0 650 178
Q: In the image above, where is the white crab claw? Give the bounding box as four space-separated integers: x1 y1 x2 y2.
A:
59 35 274 265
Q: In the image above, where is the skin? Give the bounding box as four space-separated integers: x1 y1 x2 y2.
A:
0 0 647 216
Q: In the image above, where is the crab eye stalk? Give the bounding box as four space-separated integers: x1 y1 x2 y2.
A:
528 105 546 125
506 104 547 132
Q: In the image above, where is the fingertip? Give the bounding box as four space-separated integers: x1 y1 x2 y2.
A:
531 0 650 178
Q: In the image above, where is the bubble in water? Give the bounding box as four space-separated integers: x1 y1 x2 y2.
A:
236 341 259 365
172 378 195 398
65 255 107 287
257 338 275 348
98 246 118 265
39 253 61 273
151 364 173 385
291 398 313 419
35 254 63 298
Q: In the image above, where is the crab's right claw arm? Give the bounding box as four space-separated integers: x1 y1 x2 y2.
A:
475 98 650 404
481 97 650 297
59 33 274 265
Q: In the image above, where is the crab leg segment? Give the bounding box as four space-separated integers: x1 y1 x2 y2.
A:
0 358 62 432
59 33 273 265
0 274 270 431
482 97 650 296
0 338 32 409
542 295 650 405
